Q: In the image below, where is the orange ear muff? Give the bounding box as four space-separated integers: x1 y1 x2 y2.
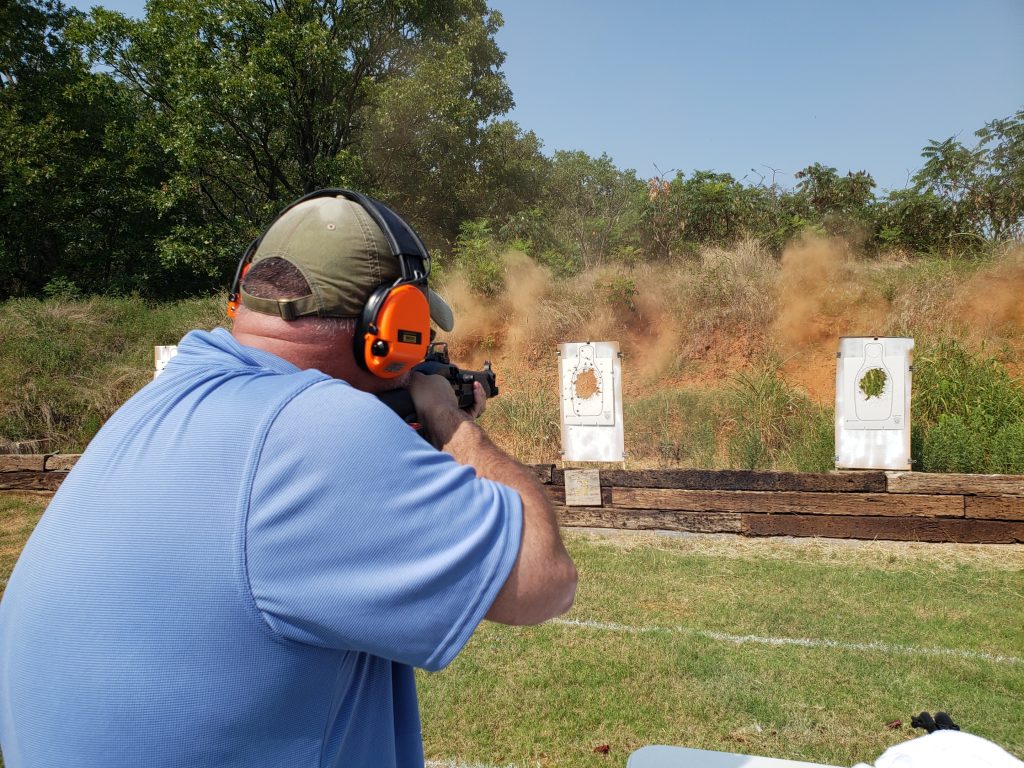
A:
355 283 431 378
227 262 252 319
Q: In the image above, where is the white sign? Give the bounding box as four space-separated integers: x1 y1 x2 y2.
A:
564 469 602 506
154 345 178 378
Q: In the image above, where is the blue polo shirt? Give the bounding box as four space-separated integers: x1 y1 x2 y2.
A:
0 328 523 768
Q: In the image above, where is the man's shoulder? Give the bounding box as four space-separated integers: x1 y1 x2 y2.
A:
271 377 405 434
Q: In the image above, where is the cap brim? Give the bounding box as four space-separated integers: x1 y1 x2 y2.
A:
428 289 454 332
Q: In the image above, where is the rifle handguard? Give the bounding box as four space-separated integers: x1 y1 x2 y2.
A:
376 343 498 432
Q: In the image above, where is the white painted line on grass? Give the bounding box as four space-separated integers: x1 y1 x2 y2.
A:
552 618 1023 666
427 761 539 768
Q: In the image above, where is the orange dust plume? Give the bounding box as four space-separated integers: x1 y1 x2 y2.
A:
438 249 555 368
501 250 555 359
626 268 684 383
960 245 1024 332
773 235 847 350
437 271 499 361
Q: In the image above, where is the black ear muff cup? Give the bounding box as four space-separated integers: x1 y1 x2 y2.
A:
354 284 393 369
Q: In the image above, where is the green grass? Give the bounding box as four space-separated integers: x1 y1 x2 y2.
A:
0 495 45 582
2 496 1022 766
0 296 223 452
418 533 1023 767
624 390 723 468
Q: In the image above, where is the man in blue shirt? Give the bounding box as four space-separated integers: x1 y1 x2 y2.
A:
0 190 577 767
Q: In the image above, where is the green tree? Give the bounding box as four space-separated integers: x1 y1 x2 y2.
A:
638 173 683 260
677 170 754 246
639 169 815 259
359 5 543 246
874 187 963 253
541 150 645 270
0 0 173 298
78 0 516 281
915 109 1024 243
740 177 810 253
451 218 503 294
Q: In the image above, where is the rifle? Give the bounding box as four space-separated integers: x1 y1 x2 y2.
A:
377 343 499 437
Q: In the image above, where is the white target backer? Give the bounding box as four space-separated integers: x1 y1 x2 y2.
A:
835 337 913 470
558 342 624 462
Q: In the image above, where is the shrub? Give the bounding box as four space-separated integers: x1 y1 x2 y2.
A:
625 390 722 468
787 408 836 473
0 296 223 451
597 274 638 312
453 220 504 295
921 414 987 473
724 360 807 470
990 422 1024 474
913 339 1024 473
480 384 560 464
535 248 581 279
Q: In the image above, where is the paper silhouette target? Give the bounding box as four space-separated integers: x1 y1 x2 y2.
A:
841 339 905 431
568 345 609 419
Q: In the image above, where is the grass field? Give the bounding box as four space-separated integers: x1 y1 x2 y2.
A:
2 495 1022 767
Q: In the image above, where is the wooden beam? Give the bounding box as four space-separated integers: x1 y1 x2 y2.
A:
573 469 886 492
0 455 46 472
965 496 1024 522
44 454 80 471
742 514 1024 544
557 506 743 534
545 486 613 506
0 471 68 492
613 488 963 518
528 464 555 484
887 472 1024 495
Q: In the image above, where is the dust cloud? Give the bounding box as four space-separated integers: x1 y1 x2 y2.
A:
440 249 555 370
772 235 846 349
627 269 685 383
501 250 554 358
771 235 892 403
960 246 1024 331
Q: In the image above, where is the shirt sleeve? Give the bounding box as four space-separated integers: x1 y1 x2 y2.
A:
244 379 523 671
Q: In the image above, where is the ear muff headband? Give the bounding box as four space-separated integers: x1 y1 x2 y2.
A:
227 189 434 379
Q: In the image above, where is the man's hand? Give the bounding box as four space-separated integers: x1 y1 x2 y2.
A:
408 371 471 449
467 381 487 419
408 370 459 412
407 373 487 443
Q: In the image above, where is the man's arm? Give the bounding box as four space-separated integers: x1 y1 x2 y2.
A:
409 373 577 626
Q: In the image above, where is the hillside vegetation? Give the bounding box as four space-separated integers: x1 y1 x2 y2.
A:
3 240 1022 473
3 1 1023 471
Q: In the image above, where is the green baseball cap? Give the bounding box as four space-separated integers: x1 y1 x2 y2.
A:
239 194 454 331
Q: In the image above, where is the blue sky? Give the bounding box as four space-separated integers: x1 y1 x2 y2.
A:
70 0 1024 192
